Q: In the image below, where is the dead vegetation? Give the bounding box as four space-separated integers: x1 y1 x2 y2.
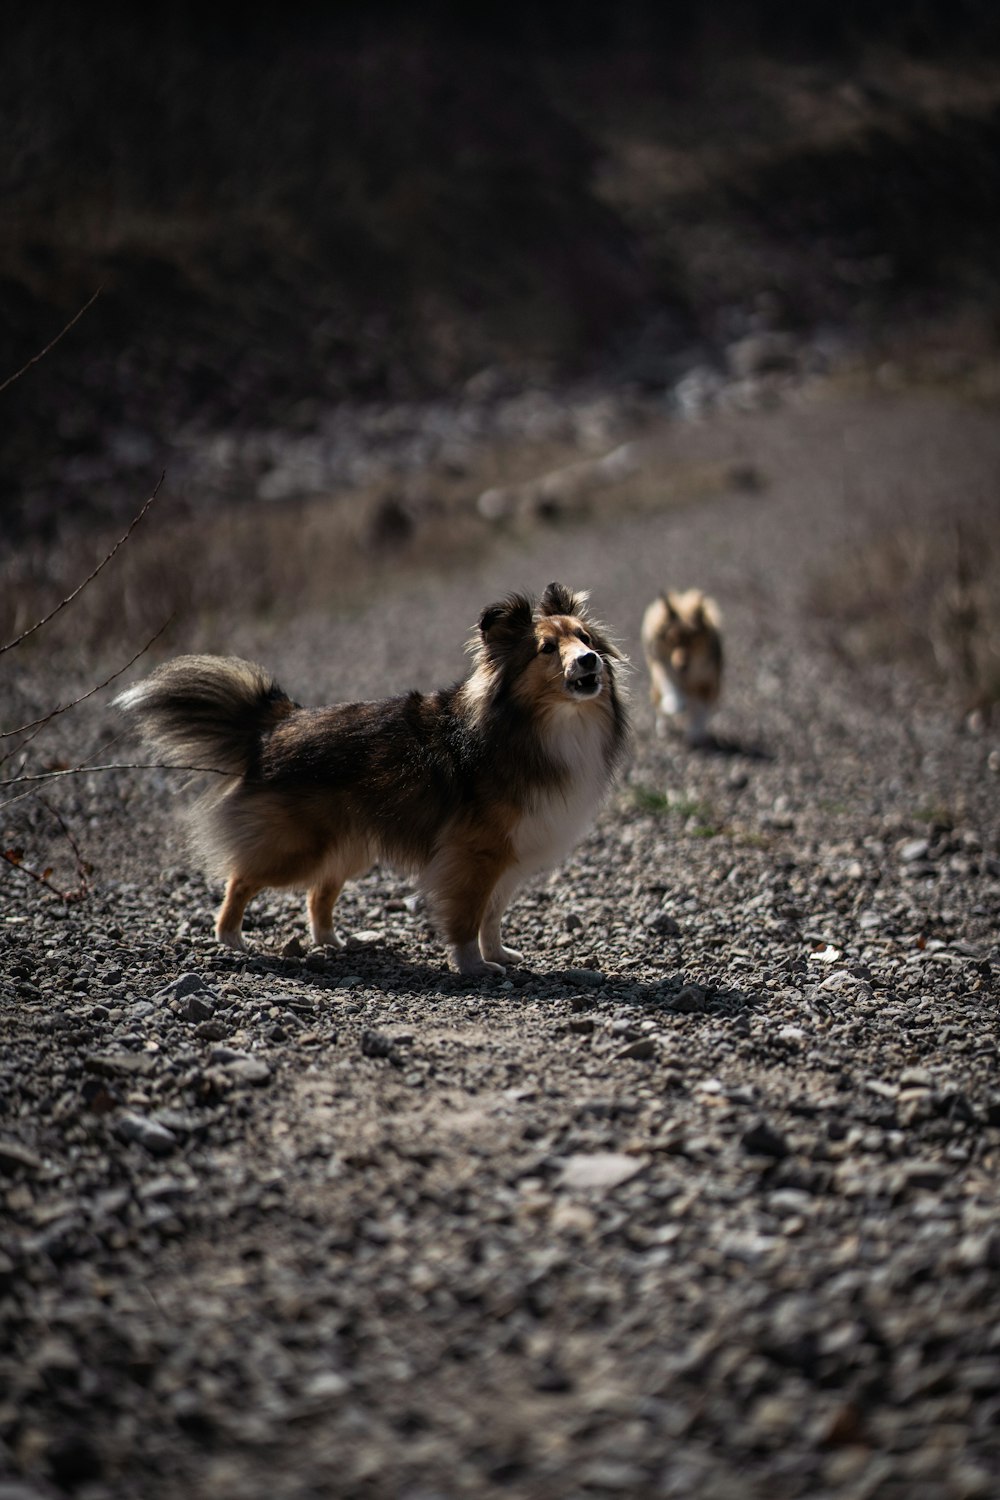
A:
5 13 1000 546
1 405 750 662
810 507 1000 720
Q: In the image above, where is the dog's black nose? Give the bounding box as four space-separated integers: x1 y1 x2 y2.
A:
577 651 598 671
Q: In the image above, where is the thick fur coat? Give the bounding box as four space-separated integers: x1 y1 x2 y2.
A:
641 588 722 745
117 583 629 975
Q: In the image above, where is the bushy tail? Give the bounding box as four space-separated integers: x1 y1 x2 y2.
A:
115 654 295 776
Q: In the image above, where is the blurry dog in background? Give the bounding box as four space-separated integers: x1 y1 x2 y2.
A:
117 583 629 976
641 589 722 745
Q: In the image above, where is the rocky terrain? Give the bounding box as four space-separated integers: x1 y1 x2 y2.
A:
2 383 999 1498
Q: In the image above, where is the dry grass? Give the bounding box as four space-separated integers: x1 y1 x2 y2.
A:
809 508 1000 718
2 408 749 670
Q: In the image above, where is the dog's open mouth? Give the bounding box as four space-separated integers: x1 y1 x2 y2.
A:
566 670 601 697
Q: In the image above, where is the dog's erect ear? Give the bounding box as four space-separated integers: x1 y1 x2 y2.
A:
540 582 586 618
479 593 535 641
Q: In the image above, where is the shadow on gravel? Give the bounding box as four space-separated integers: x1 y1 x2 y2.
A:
693 732 774 761
224 947 754 1016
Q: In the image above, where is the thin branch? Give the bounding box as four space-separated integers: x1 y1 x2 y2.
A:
0 760 236 811
0 851 88 903
1 848 72 899
0 616 174 761
0 474 164 656
0 286 104 396
1 797 91 901
37 796 92 897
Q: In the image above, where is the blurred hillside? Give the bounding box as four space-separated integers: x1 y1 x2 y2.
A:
3 1 1000 542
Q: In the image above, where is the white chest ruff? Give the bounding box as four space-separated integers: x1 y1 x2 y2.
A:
511 710 612 877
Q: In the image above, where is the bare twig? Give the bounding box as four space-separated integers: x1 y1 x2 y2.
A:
1 848 68 898
0 286 103 396
0 474 164 656
0 760 235 812
0 851 88 903
38 796 92 897
0 617 174 766
1 797 94 902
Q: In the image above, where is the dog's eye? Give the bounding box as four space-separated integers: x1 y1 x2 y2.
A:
576 630 592 646
539 639 557 654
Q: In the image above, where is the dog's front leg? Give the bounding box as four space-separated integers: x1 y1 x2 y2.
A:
451 941 504 976
479 872 523 966
684 702 711 747
424 843 511 976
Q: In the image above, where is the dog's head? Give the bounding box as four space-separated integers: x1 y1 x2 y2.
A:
647 590 722 699
472 582 624 711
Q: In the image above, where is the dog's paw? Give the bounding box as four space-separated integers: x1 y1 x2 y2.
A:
310 928 345 949
216 928 246 952
482 943 522 965
452 942 505 977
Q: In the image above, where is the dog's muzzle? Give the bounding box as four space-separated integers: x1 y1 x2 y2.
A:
565 651 602 697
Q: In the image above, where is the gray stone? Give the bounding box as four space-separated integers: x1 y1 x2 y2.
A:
0 1140 45 1174
742 1119 789 1159
560 968 606 987
184 992 215 1022
557 1153 645 1190
157 972 216 1002
224 1057 273 1087
726 331 798 378
616 1038 657 1061
84 1051 155 1079
899 1160 951 1191
644 911 681 937
115 1112 178 1157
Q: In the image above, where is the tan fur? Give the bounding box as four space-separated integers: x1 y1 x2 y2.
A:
641 588 722 744
117 584 629 976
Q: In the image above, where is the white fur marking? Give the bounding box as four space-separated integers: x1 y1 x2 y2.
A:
650 663 684 716
113 681 149 713
310 925 345 949
478 870 525 964
511 707 612 876
452 940 504 977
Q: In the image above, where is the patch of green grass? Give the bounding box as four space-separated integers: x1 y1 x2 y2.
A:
733 830 773 850
629 785 720 833
688 820 723 839
914 802 953 826
629 784 675 816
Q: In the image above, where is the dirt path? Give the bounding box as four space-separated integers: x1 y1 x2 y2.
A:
2 388 999 1499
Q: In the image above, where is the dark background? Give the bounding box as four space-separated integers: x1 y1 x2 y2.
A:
4 0 1000 542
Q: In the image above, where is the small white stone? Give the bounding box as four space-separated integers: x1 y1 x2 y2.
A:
557 1153 644 1191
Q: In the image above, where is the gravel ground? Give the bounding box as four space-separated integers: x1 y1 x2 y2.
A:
2 387 999 1499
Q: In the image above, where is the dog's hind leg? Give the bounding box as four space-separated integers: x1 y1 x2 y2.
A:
216 875 262 950
479 871 524 966
307 878 346 948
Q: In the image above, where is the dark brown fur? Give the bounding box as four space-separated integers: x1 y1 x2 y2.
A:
641 588 723 744
117 583 629 975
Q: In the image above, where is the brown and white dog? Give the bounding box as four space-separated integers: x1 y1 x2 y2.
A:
117 583 629 975
641 588 722 745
